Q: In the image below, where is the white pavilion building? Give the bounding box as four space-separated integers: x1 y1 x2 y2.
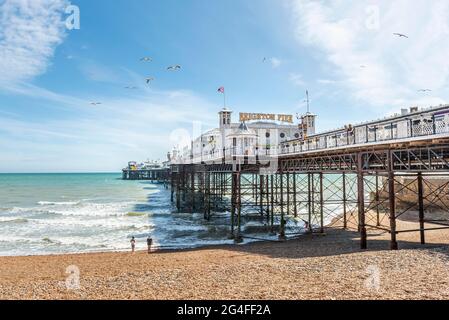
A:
170 107 315 164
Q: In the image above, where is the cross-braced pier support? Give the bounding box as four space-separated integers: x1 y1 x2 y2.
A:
169 142 449 249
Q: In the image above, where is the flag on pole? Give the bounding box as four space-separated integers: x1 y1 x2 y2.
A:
218 86 226 107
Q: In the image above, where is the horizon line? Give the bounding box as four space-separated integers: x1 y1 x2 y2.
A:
0 172 122 174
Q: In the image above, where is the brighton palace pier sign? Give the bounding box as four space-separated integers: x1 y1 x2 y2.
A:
239 113 294 124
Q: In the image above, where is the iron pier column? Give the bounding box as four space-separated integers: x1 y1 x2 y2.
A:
342 172 347 229
357 153 367 249
388 170 398 250
417 172 425 244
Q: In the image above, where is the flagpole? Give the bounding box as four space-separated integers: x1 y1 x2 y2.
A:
306 90 309 113
224 91 226 108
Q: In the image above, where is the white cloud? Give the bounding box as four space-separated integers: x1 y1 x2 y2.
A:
317 79 338 85
270 57 282 68
2 82 85 105
0 85 218 172
288 0 449 110
80 62 121 83
289 72 305 87
0 0 68 84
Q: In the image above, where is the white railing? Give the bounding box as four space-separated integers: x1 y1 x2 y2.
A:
280 107 449 156
172 146 282 165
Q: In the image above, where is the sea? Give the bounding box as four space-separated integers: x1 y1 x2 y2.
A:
0 173 298 256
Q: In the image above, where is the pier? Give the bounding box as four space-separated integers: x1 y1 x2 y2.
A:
121 105 449 249
167 105 449 249
122 168 170 183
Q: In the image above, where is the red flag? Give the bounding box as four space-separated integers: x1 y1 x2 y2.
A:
217 86 225 94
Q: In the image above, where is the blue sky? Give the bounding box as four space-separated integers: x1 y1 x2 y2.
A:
1 0 449 172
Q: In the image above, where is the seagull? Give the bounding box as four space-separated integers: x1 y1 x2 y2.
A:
140 57 153 62
90 102 102 106
393 33 409 38
167 65 181 71
124 86 138 89
360 65 367 68
418 89 432 92
145 77 155 84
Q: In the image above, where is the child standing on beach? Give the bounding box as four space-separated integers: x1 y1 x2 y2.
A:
130 236 136 253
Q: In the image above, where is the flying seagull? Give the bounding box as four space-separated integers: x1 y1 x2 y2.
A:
145 77 155 84
125 86 138 89
90 102 102 106
167 65 181 71
393 33 409 38
140 57 153 62
418 89 432 92
360 65 367 68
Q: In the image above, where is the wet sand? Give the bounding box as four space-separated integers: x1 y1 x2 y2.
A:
1 217 449 300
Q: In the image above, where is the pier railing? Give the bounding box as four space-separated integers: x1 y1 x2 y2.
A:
175 147 280 165
280 105 449 155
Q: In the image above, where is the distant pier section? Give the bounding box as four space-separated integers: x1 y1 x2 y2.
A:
122 160 169 182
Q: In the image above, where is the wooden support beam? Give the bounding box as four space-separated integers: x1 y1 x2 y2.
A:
342 173 347 229
191 172 195 212
230 172 236 238
375 172 380 227
259 174 264 216
235 171 243 243
279 172 286 240
308 173 312 231
293 173 298 218
181 171 186 202
388 170 398 250
357 153 367 249
319 172 324 234
266 174 270 224
417 172 425 244
176 172 181 212
170 172 175 203
270 174 275 234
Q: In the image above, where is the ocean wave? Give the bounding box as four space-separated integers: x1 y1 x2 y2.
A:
0 217 28 224
126 212 148 217
5 207 64 217
26 201 136 218
37 201 80 206
118 224 153 232
42 237 60 244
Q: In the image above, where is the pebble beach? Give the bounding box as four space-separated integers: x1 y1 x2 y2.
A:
1 217 449 300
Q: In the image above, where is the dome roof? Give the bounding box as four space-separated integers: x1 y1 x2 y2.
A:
238 121 249 131
226 122 258 138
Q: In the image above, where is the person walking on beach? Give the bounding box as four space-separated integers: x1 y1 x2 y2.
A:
130 236 136 253
147 236 153 254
